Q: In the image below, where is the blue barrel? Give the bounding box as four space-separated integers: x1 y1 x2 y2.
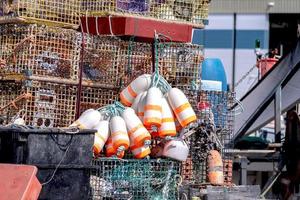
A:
202 58 227 91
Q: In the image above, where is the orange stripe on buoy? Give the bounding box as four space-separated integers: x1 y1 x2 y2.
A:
128 124 144 136
180 115 197 127
161 118 174 123
93 145 101 155
144 117 162 127
137 112 144 116
174 102 191 114
113 139 129 149
120 93 132 106
144 105 162 112
131 134 151 148
133 148 151 159
158 130 176 136
128 85 137 98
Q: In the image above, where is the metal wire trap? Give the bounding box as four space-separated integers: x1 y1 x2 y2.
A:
89 158 181 200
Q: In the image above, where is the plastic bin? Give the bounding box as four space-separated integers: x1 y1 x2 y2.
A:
0 126 95 200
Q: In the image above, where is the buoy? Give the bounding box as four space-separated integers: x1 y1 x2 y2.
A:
70 109 101 129
158 98 176 138
122 108 151 148
110 116 130 151
131 145 151 159
93 121 110 156
207 150 224 185
167 88 196 127
137 92 147 121
144 87 163 127
162 138 189 161
105 137 124 158
175 118 183 132
120 74 152 106
131 92 144 113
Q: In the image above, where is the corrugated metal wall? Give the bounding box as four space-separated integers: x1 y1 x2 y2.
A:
210 0 300 14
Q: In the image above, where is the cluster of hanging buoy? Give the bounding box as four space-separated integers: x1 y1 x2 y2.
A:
70 73 197 161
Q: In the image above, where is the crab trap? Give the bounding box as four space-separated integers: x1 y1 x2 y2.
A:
0 24 81 81
0 79 77 128
89 158 180 200
181 91 235 185
0 0 80 29
82 0 210 27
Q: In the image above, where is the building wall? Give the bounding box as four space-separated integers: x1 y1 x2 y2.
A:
193 14 269 98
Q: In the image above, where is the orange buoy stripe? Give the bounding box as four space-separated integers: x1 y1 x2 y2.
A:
180 115 197 127
161 118 174 123
174 102 191 114
133 148 151 159
144 117 162 127
93 145 101 155
128 85 137 98
120 93 132 106
158 130 177 136
111 131 128 137
137 112 144 116
128 124 144 136
144 105 162 112
130 134 151 149
113 139 129 150
95 132 107 142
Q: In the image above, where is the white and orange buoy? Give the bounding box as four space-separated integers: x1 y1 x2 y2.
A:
167 88 196 128
93 120 110 156
105 137 124 158
120 74 152 106
207 150 224 185
122 107 151 148
131 92 144 113
137 92 147 121
143 87 163 127
158 98 176 138
70 109 101 129
175 118 183 132
131 145 151 159
110 116 130 152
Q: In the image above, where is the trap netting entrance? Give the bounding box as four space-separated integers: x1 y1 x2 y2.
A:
89 158 181 200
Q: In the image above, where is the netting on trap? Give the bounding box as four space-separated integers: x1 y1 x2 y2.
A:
83 35 125 87
0 80 77 128
0 0 80 28
82 0 210 27
80 86 120 115
181 90 235 185
0 24 81 81
89 158 180 200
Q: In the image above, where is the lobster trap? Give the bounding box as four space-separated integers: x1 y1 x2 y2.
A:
0 24 81 81
181 91 235 185
82 0 210 27
0 79 77 128
89 158 180 200
83 35 125 87
0 0 80 29
80 86 120 115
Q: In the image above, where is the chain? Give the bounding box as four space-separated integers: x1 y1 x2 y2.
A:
234 64 257 88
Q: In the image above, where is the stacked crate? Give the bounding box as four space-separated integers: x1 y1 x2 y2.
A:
0 1 81 127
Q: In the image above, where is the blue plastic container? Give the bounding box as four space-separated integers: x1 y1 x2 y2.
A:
202 58 227 91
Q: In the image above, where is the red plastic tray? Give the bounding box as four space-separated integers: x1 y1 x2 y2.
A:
80 15 193 43
0 164 41 200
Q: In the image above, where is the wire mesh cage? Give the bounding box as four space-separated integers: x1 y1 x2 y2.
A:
181 90 235 185
0 0 80 29
82 0 210 27
80 86 120 115
0 79 77 128
89 158 181 200
0 24 81 81
83 35 125 87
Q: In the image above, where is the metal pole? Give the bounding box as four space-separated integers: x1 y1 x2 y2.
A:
232 13 237 91
274 87 281 143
